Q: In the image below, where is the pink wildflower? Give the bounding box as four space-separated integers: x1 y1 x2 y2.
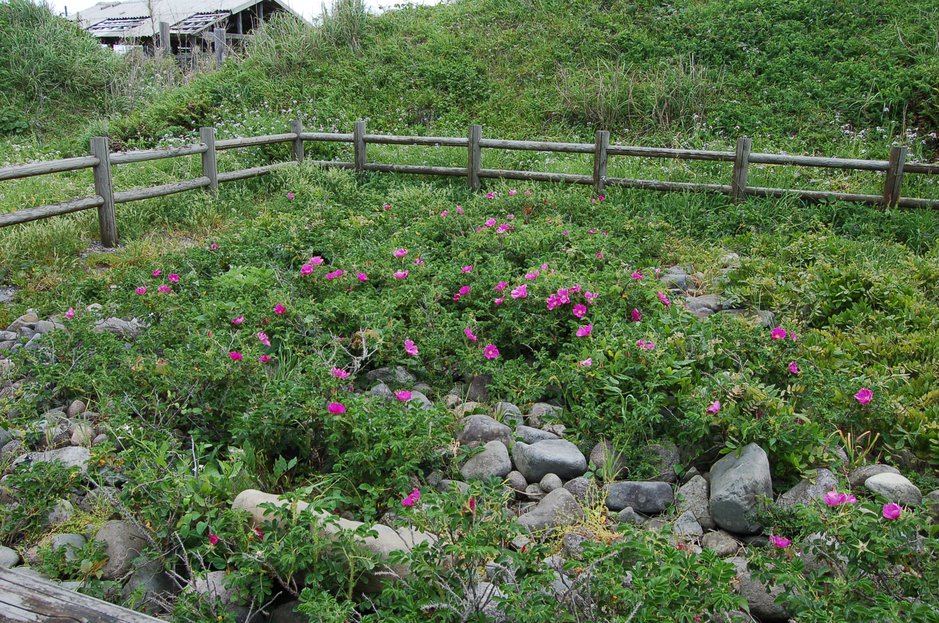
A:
327 402 346 414
882 503 902 520
458 285 471 296
208 533 220 546
394 270 409 280
151 269 162 277
771 327 787 340
525 270 540 281
486 192 496 199
310 256 325 266
485 217 497 227
584 291 598 303
456 205 464 215
631 308 642 323
573 304 587 318
331 367 350 379
300 264 315 275
823 491 857 507
64 308 75 320
631 272 643 280
395 390 412 401
579 358 593 367
210 243 219 251
394 248 408 258
769 536 791 549
274 304 286 315
636 339 655 350
404 339 419 356
511 284 528 299
484 344 500 360
494 281 508 292
357 272 368 281
706 401 721 414
464 327 478 342
401 487 421 507
789 361 800 375
508 189 518 196
576 324 593 338
135 286 147 295
158 285 171 294
229 351 243 361
441 209 449 217
257 332 271 347
494 297 504 305
855 388 873 405
462 265 473 273
286 192 295 200
259 355 272 363
414 257 425 266
657 292 671 307
596 252 604 259
168 273 180 284
383 204 392 211
326 270 344 280
232 315 245 325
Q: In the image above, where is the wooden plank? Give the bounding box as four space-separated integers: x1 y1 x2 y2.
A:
109 144 207 165
363 163 467 176
468 124 482 191
353 121 367 172
606 177 731 193
305 160 356 170
215 133 297 150
159 21 171 55
607 145 735 162
731 136 752 202
200 127 218 193
904 161 939 175
216 161 296 183
214 27 225 67
748 152 889 171
593 130 609 194
363 134 468 147
114 177 211 203
0 567 163 622
746 185 884 205
0 156 98 182
0 196 103 228
298 132 354 142
479 138 594 154
882 145 907 207
291 120 304 162
90 137 118 248
478 168 592 185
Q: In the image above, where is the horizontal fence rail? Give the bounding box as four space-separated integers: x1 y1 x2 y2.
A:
1 119 937 247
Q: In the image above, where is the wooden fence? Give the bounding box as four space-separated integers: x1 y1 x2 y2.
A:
1 120 937 247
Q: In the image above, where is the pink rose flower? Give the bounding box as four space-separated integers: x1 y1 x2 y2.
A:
484 344 500 360
769 535 791 549
274 304 286 315
631 308 642 323
464 327 478 342
771 327 787 340
854 388 873 405
404 339 419 356
331 367 350 379
393 248 408 258
229 351 243 361
327 402 346 414
401 487 421 507
706 401 721 414
395 390 412 402
882 503 902 520
576 324 593 337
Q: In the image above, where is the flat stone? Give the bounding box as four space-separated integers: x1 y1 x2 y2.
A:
46 499 74 525
864 472 922 506
604 481 673 514
727 556 791 622
702 530 739 556
516 425 559 444
453 401 486 418
70 422 94 447
466 374 491 403
407 390 433 410
369 383 394 399
365 366 415 385
49 533 86 560
12 446 91 472
615 507 645 526
512 440 587 483
457 414 512 448
32 321 56 335
563 476 593 504
647 441 681 483
709 443 772 534
95 520 149 580
525 403 562 427
848 464 900 488
0 545 20 568
93 317 144 339
66 400 87 418
659 266 690 291
777 468 839 508
493 402 523 427
673 510 703 538
460 440 512 480
518 488 584 532
677 475 715 530
539 473 563 493
685 295 726 313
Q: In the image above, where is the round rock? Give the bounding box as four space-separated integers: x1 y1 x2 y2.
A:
864 472 922 506
460 440 512 480
511 440 587 483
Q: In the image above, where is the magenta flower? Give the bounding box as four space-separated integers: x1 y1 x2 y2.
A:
327 402 346 414
257 331 271 347
274 304 286 315
151 269 162 277
286 192 295 200
456 205 464 214
579 358 593 367
562 230 570 236
229 351 243 361
769 535 791 549
508 189 518 196
357 272 368 281
854 388 873 405
208 533 220 546
461 265 473 273
458 285 471 296
331 367 350 379
441 210 449 217
576 324 593 338
401 487 421 507
383 204 392 211
210 243 219 251
158 285 172 294
631 308 642 323
882 503 902 520
310 256 324 266
484 344 500 360
657 292 671 307
525 270 540 281
404 339 419 356
395 390 412 402
630 272 643 280
300 264 315 275
496 223 511 233
486 192 496 199
259 355 272 363
393 270 408 280
326 269 344 280
232 315 245 325
636 339 655 350
168 273 180 284
707 401 721 414
64 307 75 320
494 281 507 292
596 252 604 259
573 304 587 318
464 327 478 342
823 491 857 507
494 297 504 305
788 361 800 375
135 286 147 295
771 327 787 340
414 257 425 266
584 291 598 303
393 248 408 258
511 284 528 299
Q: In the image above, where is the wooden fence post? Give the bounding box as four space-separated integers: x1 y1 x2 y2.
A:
214 28 225 67
468 124 482 191
291 119 304 163
90 137 118 247
200 127 218 193
593 130 609 195
158 22 171 56
883 145 907 207
353 120 367 172
731 136 752 202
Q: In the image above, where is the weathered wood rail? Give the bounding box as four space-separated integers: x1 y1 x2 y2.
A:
1 120 937 247
0 567 163 622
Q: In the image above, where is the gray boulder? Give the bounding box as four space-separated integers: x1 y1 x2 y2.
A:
673 511 703 538
95 520 149 580
709 444 772 534
604 481 673 515
457 415 512 448
777 468 839 508
647 441 681 482
589 440 627 480
660 266 690 291
848 464 900 488
727 556 791 622
466 374 491 403
407 391 433 410
512 440 587 483
864 473 922 506
539 473 563 493
123 560 177 615
191 570 245 606
48 533 86 561
493 402 523 427
702 530 738 557
460 440 512 481
505 471 527 494
0 545 20 568
12 446 91 472
94 317 144 339
518 488 584 532
615 507 645 526
526 403 562 427
516 425 559 444
677 475 715 530
366 366 415 385
369 383 394 399
563 476 593 504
